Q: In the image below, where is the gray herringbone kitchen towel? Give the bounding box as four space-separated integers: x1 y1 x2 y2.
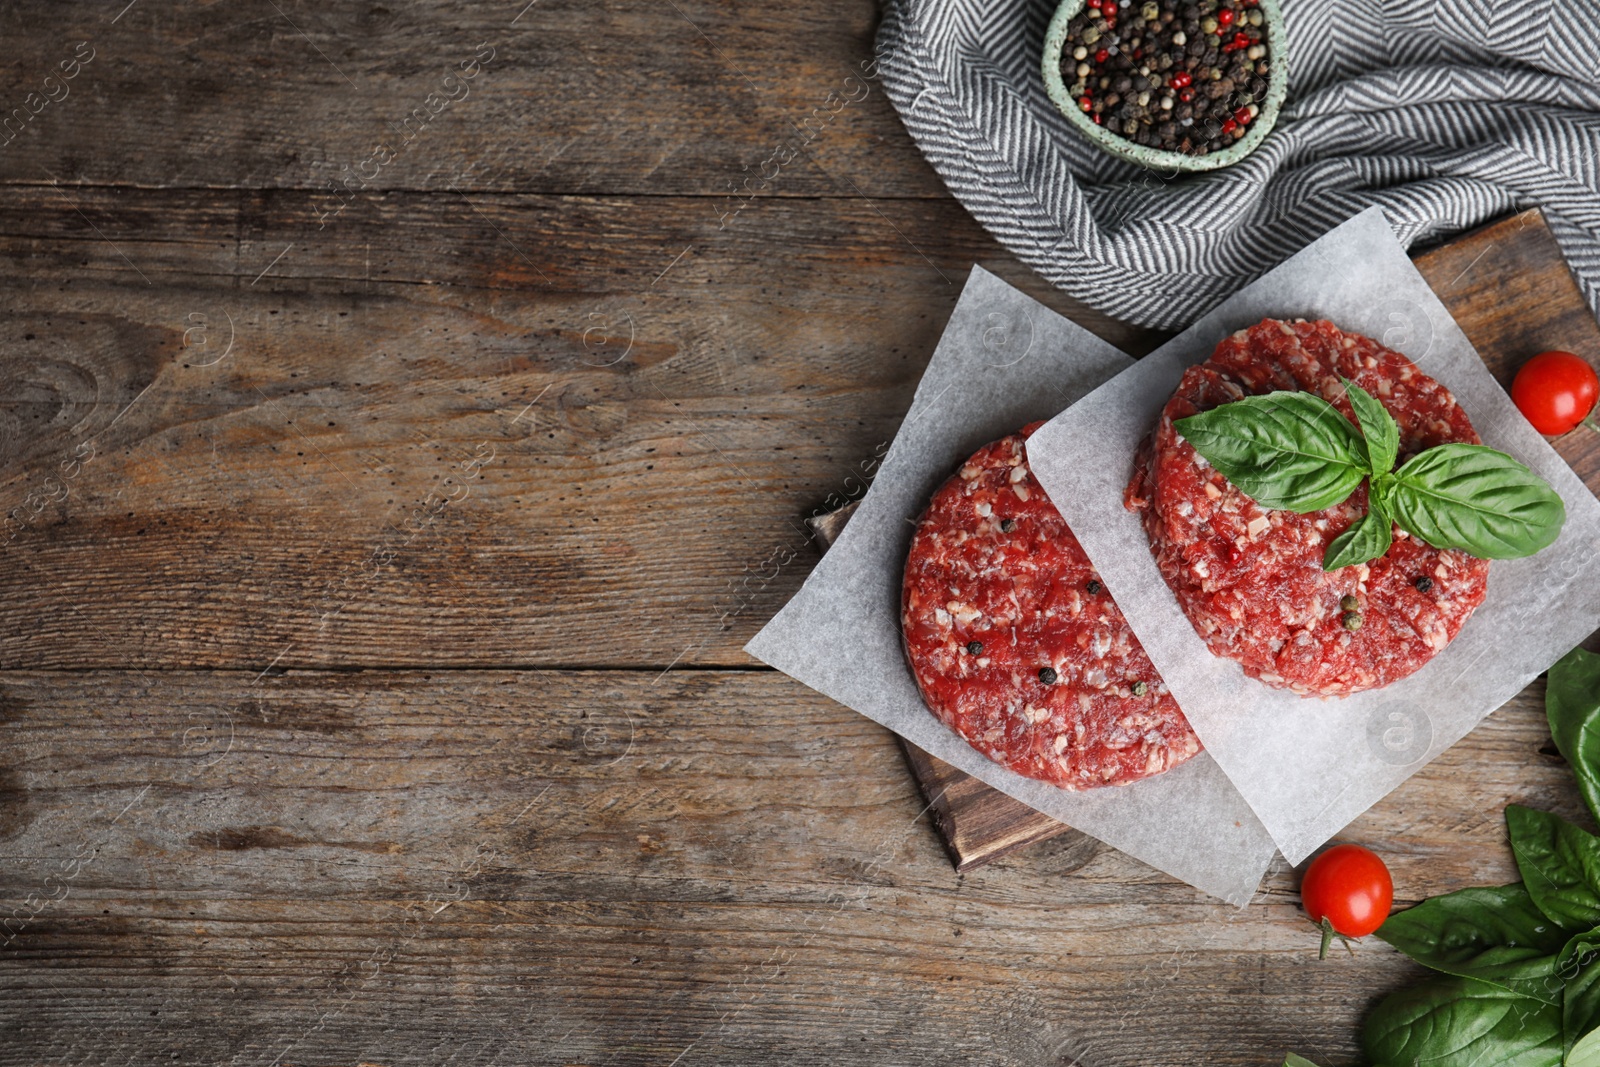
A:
876 0 1600 328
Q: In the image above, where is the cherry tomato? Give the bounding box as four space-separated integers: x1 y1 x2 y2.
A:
1301 843 1393 940
1511 350 1599 436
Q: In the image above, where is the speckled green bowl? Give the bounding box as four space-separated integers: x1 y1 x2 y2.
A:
1042 0 1288 172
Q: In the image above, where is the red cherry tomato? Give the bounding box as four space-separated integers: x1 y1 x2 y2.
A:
1511 350 1599 436
1301 843 1393 939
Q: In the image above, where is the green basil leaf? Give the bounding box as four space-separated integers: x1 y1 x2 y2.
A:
1173 391 1369 513
1375 883 1569 1004
1558 931 1600 1056
1547 647 1600 828
1362 974 1561 1067
1282 1056 1322 1067
1324 506 1395 571
1342 376 1400 475
1389 443 1566 559
1569 1026 1600 1067
1506 805 1600 930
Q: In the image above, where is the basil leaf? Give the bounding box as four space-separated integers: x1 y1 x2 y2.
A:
1558 931 1600 1057
1547 647 1600 828
1174 391 1369 513
1342 376 1400 475
1570 1027 1600 1067
1362 974 1561 1067
1369 470 1399 520
1389 443 1566 559
1506 805 1600 930
1375 883 1568 1004
1282 1056 1322 1067
1324 506 1394 571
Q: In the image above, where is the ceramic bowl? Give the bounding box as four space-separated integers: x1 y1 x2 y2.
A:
1041 0 1288 172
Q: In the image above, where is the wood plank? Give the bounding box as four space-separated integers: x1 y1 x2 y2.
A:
0 668 1588 1065
0 0 944 199
0 186 1151 671
10 199 1581 679
898 739 1077 870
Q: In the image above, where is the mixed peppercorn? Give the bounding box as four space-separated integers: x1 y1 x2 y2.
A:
1337 578 1439 633
1059 0 1271 156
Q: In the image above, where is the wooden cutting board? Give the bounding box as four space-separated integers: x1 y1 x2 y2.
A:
809 207 1600 872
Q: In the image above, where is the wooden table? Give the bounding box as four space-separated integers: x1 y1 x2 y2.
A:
1 3 1597 1065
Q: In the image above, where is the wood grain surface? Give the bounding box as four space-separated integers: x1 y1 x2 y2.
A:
0 671 1591 1067
0 1 1596 1065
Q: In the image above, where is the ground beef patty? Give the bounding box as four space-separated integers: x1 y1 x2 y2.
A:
903 424 1201 790
1125 318 1491 697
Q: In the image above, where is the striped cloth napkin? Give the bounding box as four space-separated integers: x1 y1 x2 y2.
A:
876 0 1600 328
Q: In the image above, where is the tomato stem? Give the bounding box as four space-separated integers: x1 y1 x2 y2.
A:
1318 916 1334 961
1582 411 1600 438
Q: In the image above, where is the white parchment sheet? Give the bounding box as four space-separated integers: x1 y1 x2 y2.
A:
1027 207 1600 865
745 266 1278 904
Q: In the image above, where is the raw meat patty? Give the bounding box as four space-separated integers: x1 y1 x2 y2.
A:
902 424 1201 790
1124 318 1491 696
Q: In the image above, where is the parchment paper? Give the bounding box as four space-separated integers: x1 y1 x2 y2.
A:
1027 208 1600 864
745 266 1278 904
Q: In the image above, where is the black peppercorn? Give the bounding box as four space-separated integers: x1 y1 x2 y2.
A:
1000 518 1016 533
967 641 983 655
1086 580 1103 594
1039 667 1058 685
1060 0 1270 155
1414 575 1434 593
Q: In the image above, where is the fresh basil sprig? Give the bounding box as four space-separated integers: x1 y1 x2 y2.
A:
1355 647 1600 1066
1172 377 1566 570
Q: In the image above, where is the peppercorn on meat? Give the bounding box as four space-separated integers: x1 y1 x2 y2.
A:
1124 319 1490 696
903 425 1201 789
